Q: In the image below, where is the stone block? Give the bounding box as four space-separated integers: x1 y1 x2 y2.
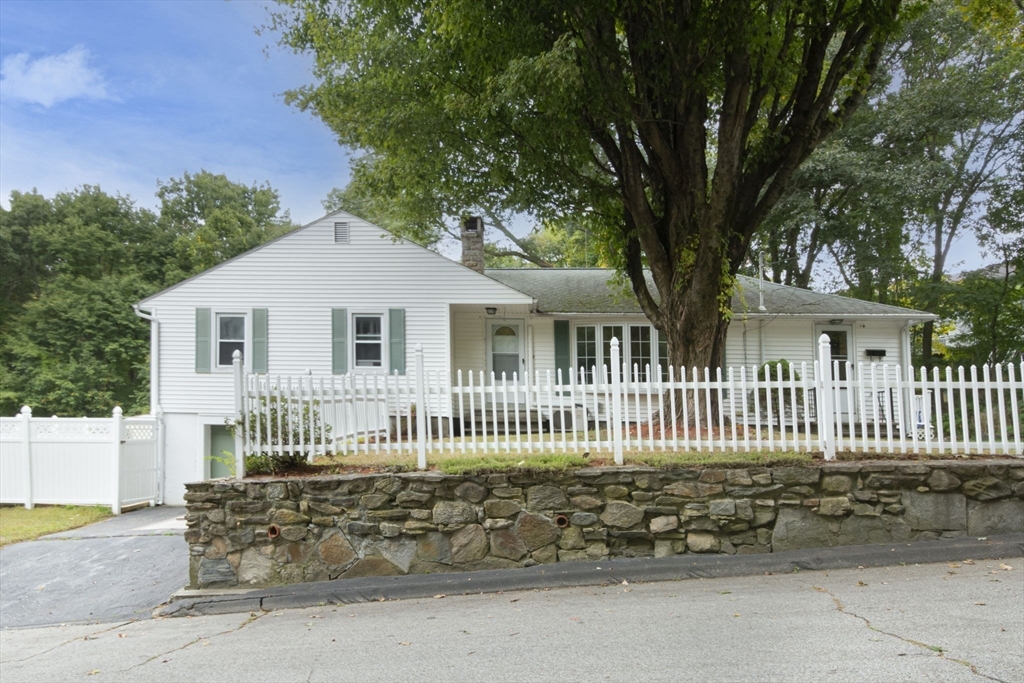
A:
902 491 966 531
699 470 727 484
558 526 586 550
396 490 432 506
752 510 776 527
491 487 523 498
360 494 390 510
570 496 604 511
340 557 403 579
709 500 736 517
516 513 559 550
490 529 528 560
527 485 569 511
663 481 724 498
771 507 836 552
238 548 274 585
853 504 882 517
821 475 852 494
318 531 357 569
687 531 720 553
724 484 784 498
532 543 558 564
433 500 476 525
654 539 676 557
967 500 1024 535
416 531 452 565
484 499 522 518
483 518 513 530
558 549 588 562
772 467 820 486
272 509 310 526
570 512 598 527
454 481 488 503
817 497 851 516
600 501 644 528
346 522 379 536
649 515 679 534
726 469 753 486
604 485 630 499
279 525 308 542
586 542 609 559
920 470 958 492
198 558 236 587
963 477 1012 501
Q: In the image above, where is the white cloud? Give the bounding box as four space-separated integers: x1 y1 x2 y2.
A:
0 46 110 107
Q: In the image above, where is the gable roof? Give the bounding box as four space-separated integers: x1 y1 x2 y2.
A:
485 268 937 319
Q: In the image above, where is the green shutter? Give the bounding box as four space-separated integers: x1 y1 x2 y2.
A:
389 308 406 375
554 319 571 384
252 308 268 373
195 308 211 373
332 309 348 374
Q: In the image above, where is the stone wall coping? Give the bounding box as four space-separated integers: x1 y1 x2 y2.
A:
188 459 1022 489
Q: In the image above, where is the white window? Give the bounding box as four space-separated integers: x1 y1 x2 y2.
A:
629 325 652 380
216 314 246 368
353 314 384 368
572 322 667 382
575 325 597 382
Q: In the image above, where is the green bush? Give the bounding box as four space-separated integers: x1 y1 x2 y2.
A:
227 397 332 472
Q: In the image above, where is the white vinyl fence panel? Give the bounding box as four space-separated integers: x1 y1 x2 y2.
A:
0 407 160 513
233 337 1024 472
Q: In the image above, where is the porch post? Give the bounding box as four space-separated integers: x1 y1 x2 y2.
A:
610 338 623 465
233 350 246 479
817 334 835 461
20 406 33 510
414 344 427 470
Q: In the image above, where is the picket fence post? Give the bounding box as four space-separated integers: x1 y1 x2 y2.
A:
817 334 835 461
610 337 624 465
20 405 33 510
414 344 427 470
232 350 246 479
111 406 123 514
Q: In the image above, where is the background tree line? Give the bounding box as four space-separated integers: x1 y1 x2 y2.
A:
0 171 293 417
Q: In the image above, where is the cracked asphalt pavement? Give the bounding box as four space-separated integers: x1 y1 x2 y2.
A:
2 557 1021 682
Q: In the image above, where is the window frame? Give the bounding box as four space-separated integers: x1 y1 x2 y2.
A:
213 311 249 372
572 320 666 383
350 312 388 372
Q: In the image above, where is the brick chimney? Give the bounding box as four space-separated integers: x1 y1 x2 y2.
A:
461 216 485 273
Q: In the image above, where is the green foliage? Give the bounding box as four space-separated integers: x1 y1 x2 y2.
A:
1 173 294 417
269 0 905 372
438 453 590 475
625 451 813 469
228 398 333 472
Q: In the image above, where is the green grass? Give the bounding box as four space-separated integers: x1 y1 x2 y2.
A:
0 505 112 546
624 450 813 469
437 453 591 475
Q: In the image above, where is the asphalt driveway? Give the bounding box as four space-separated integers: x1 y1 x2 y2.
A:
0 506 188 629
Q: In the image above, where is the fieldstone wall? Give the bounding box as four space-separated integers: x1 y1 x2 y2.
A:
184 461 1024 589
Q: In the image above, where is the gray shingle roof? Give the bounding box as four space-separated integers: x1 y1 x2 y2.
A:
484 268 937 319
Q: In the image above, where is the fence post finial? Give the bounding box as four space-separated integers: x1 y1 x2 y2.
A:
232 349 246 479
610 337 623 465
817 333 835 461
20 405 31 416
414 343 427 470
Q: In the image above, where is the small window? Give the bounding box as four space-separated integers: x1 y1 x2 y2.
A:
602 325 625 380
354 315 383 367
217 314 245 367
576 325 597 382
629 325 652 380
334 222 350 243
658 331 669 381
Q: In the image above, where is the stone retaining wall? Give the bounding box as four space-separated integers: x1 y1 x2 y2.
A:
184 461 1024 588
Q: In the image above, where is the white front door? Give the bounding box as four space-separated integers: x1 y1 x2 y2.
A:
488 321 523 381
816 325 854 423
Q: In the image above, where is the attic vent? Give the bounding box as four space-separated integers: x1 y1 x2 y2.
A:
334 222 350 243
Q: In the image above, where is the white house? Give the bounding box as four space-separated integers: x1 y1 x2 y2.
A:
135 211 937 504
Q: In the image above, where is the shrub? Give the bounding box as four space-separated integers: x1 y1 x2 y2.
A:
227 397 332 472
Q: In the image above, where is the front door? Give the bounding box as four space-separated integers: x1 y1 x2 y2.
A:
488 322 523 381
816 326 854 423
209 425 235 479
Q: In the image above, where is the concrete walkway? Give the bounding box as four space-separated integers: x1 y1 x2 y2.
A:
0 506 188 629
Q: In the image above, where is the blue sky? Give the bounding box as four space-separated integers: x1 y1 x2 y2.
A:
0 0 346 225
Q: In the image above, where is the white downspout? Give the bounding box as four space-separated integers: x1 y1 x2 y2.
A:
133 304 164 505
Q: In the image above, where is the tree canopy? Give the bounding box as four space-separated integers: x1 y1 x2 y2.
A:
0 172 294 416
271 0 906 370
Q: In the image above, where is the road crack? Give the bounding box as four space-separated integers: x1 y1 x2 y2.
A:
1 621 133 664
811 585 1007 683
126 611 267 671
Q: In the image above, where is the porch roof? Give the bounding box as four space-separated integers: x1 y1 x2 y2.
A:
484 268 937 319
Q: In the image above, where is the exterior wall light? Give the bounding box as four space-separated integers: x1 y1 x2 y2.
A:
485 307 497 316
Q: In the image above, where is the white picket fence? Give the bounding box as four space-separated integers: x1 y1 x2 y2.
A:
0 407 161 513
228 336 1023 476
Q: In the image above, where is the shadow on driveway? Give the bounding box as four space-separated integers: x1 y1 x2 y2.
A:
0 506 188 629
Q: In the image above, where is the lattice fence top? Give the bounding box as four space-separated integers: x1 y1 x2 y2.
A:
32 419 113 440
124 423 156 441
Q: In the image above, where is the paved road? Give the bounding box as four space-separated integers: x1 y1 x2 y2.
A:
2 557 1021 682
0 506 188 628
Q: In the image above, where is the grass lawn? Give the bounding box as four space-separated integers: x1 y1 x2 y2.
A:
295 448 814 476
0 505 112 546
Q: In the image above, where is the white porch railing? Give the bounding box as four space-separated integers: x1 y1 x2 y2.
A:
231 336 1023 475
0 407 161 513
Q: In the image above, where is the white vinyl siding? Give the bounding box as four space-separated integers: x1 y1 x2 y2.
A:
146 213 532 414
